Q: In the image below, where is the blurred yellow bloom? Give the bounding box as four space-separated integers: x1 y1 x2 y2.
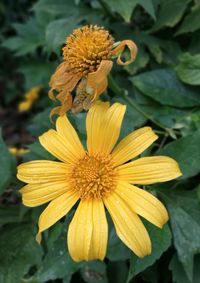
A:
17 102 182 262
18 86 42 112
49 25 137 117
9 147 30 156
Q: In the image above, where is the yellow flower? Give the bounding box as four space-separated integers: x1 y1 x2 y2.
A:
17 102 182 262
18 86 42 112
9 147 30 156
49 25 137 117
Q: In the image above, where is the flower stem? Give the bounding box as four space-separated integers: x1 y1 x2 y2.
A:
108 74 168 131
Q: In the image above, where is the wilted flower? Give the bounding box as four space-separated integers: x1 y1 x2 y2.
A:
18 86 42 112
49 25 137 117
17 102 182 262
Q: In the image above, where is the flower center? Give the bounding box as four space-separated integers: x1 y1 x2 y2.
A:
62 25 114 75
71 154 117 200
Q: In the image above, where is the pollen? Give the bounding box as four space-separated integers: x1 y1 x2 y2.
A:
70 154 118 200
62 25 114 75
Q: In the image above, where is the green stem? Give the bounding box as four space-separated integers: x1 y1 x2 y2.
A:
154 130 167 135
108 75 168 131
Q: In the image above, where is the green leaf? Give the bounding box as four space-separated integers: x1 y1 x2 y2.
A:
46 222 63 248
139 33 182 65
44 3 98 52
170 254 191 283
145 39 163 64
176 53 200 85
33 237 80 282
176 3 200 34
27 141 55 161
27 107 52 137
2 18 45 56
159 187 200 281
33 0 78 16
131 69 200 107
45 18 79 52
127 223 171 282
125 45 150 74
81 261 108 283
108 75 147 134
170 254 200 283
159 130 200 179
160 40 182 65
0 205 20 226
189 31 200 54
141 102 188 128
0 128 14 194
0 223 42 283
33 0 92 52
68 112 87 147
111 96 147 139
150 0 190 32
107 223 131 261
19 59 56 89
107 261 128 283
103 0 155 22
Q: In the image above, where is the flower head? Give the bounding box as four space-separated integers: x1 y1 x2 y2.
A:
18 86 42 112
63 25 114 75
9 147 30 156
49 25 137 117
17 102 182 262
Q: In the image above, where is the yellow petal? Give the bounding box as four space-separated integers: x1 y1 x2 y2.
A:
86 101 126 155
86 101 109 155
116 181 168 228
18 100 32 112
67 199 108 262
111 127 158 166
98 103 126 155
118 156 182 185
17 160 69 184
56 114 85 156
89 200 108 260
39 129 82 164
36 189 78 242
20 181 69 207
111 40 137 66
104 193 151 257
86 60 113 100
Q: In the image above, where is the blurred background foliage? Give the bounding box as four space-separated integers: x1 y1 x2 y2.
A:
1 0 200 282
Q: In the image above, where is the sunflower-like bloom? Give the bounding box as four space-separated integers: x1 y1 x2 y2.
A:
18 86 42 112
49 25 137 117
17 102 182 261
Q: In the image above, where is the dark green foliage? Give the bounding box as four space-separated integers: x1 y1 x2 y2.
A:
1 0 200 282
0 128 15 193
158 186 200 281
0 223 43 283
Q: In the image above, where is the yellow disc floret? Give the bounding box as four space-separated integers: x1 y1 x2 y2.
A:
71 154 117 199
62 25 114 75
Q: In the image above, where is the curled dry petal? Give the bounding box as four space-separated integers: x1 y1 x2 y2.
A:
86 60 113 101
111 40 138 66
49 92 72 120
72 60 113 113
48 61 82 119
49 62 82 100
